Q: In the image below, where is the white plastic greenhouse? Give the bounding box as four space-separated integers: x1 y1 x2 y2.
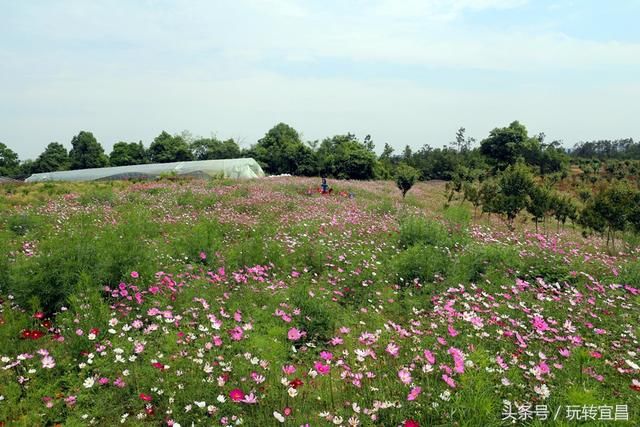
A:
25 158 265 182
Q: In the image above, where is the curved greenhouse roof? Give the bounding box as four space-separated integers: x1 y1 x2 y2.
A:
25 158 265 183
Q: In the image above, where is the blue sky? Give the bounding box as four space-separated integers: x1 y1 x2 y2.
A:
1 0 639 159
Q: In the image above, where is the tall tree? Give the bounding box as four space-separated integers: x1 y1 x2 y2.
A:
495 162 534 229
395 163 419 198
480 121 541 170
317 134 378 180
110 142 148 166
191 137 241 160
251 123 316 175
149 131 193 163
33 142 70 172
69 131 108 170
0 142 20 177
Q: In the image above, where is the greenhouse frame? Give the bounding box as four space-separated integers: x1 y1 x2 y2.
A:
25 158 265 182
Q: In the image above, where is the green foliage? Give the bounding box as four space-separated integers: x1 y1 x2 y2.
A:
527 183 552 231
0 142 20 177
149 131 194 163
109 141 148 166
191 137 241 160
399 216 450 249
395 163 419 198
317 133 379 180
479 121 540 169
250 123 317 176
32 142 70 173
393 244 450 285
495 162 534 227
69 131 109 170
290 285 335 343
7 213 42 236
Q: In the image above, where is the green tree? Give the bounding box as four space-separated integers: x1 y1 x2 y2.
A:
317 134 379 180
463 181 482 217
395 163 419 198
579 183 632 248
191 137 241 160
527 184 552 233
251 123 317 175
69 131 108 170
149 131 193 163
480 121 541 170
109 142 148 166
33 142 70 172
0 142 20 177
495 162 534 229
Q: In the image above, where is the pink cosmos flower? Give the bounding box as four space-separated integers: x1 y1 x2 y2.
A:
407 386 422 401
442 374 456 388
559 348 571 358
287 328 305 341
282 365 296 375
448 347 465 374
447 325 459 337
41 355 55 369
242 392 258 404
532 315 550 333
229 326 244 341
423 350 435 365
114 377 126 388
330 336 344 346
229 388 244 402
64 395 77 407
398 368 412 385
320 351 333 361
98 377 110 385
314 361 330 375
386 342 400 358
131 271 139 279
213 335 223 346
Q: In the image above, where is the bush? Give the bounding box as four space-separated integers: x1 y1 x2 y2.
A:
399 216 451 249
392 244 450 286
7 214 42 236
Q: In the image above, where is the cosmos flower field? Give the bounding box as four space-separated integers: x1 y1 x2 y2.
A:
1 177 639 426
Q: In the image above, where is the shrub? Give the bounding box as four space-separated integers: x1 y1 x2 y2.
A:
399 216 450 249
392 244 450 286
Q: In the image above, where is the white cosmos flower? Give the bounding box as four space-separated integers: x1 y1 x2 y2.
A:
273 411 285 423
83 377 95 388
287 387 298 398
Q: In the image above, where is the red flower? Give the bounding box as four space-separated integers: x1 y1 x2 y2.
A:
139 393 153 402
90 328 100 336
42 320 52 329
289 378 304 389
229 388 244 402
404 419 420 427
33 312 45 320
20 329 45 340
152 362 166 371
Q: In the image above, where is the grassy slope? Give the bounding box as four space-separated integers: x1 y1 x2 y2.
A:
0 177 639 426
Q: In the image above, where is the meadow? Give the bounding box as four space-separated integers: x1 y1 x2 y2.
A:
0 177 639 426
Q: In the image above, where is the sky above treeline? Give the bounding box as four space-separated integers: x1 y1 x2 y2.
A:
2 0 639 159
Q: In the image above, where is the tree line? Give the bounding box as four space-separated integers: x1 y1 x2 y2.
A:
0 121 638 183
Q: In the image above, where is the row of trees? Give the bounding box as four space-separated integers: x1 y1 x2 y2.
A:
0 131 244 178
1 121 637 182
